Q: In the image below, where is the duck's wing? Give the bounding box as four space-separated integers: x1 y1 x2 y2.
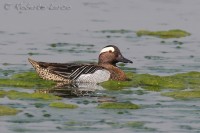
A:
47 64 106 80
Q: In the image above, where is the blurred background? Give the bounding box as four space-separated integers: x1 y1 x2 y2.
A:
1 0 200 76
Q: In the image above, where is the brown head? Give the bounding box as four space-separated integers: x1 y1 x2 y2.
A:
98 45 133 66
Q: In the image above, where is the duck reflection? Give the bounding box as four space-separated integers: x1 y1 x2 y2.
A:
35 82 104 98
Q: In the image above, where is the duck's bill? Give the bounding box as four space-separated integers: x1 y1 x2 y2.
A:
117 55 133 63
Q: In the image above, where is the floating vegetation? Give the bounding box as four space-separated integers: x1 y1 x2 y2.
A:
63 120 155 131
144 56 166 60
49 102 78 109
48 48 96 53
1 71 200 92
162 91 200 99
49 43 94 48
43 113 51 117
48 43 96 53
173 40 183 45
97 102 140 109
0 69 15 77
0 90 62 100
101 71 200 99
0 105 20 116
24 113 34 118
136 29 190 39
101 80 134 90
2 63 10 66
98 29 133 34
27 52 40 56
34 103 46 108
0 71 200 100
101 71 200 91
0 72 55 88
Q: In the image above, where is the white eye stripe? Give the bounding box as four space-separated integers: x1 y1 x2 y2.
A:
100 47 115 54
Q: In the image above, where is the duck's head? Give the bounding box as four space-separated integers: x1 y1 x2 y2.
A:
98 45 133 65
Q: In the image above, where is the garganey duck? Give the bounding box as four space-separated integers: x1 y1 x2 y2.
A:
28 45 133 83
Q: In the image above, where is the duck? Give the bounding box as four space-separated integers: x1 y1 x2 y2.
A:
28 45 133 84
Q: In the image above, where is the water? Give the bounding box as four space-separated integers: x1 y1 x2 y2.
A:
1 0 200 132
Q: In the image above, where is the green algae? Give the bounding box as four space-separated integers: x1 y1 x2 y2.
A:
125 121 156 131
0 71 55 88
101 72 183 91
101 80 134 90
8 91 61 100
63 120 153 131
27 52 40 56
132 73 186 90
43 113 51 117
0 105 20 116
34 103 45 108
162 91 200 99
64 121 98 130
100 72 134 90
99 29 133 34
97 102 140 109
0 90 6 98
1 71 200 94
24 113 34 118
144 56 166 60
49 102 78 109
101 71 200 99
0 90 61 100
124 121 144 128
136 29 190 39
0 69 15 77
107 121 155 131
101 71 200 91
49 43 94 48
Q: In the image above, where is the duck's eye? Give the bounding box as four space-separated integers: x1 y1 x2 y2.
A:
109 50 112 53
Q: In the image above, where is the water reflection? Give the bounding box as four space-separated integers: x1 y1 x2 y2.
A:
36 82 104 98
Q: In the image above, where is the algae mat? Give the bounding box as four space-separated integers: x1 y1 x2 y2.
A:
1 71 200 99
136 29 190 39
0 105 20 116
101 71 200 91
0 72 55 88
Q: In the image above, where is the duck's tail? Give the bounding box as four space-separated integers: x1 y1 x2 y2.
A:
28 58 70 82
28 58 39 69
